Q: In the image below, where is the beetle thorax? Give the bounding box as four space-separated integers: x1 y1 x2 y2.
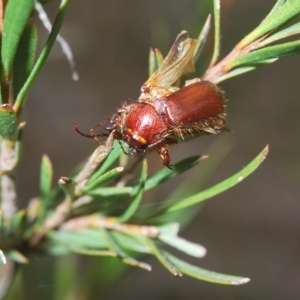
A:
121 102 168 152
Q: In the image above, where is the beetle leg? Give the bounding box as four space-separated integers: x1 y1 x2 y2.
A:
156 143 173 169
90 117 113 138
163 137 178 146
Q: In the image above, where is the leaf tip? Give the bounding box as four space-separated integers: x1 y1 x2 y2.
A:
116 166 124 172
261 144 269 162
197 246 207 258
232 277 250 285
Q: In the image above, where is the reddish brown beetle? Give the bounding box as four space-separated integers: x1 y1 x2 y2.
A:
76 31 226 169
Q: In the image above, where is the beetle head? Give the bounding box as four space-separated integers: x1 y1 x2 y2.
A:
122 127 148 153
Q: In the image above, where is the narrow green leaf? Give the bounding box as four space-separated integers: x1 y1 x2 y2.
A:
48 229 107 249
61 246 116 257
2 0 35 78
14 0 71 115
0 104 17 139
194 14 211 63
139 136 234 224
159 234 206 258
157 223 179 236
117 160 148 223
85 186 132 197
149 48 157 77
217 66 256 83
80 167 124 194
148 48 164 77
146 238 182 276
209 0 221 66
6 249 28 264
259 22 300 48
165 145 269 212
267 0 286 17
238 0 300 49
154 48 164 68
102 229 151 271
148 48 165 77
48 231 116 257
217 59 277 83
165 252 250 285
13 20 37 99
144 155 201 191
87 141 121 184
10 209 26 237
229 40 300 69
40 154 53 200
75 134 115 184
110 231 151 254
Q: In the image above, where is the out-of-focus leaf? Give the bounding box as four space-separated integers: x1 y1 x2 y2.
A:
154 48 164 68
6 249 28 264
165 252 250 285
61 246 116 257
48 229 107 249
13 20 37 99
149 47 164 78
0 250 6 264
2 0 35 78
10 209 26 237
146 238 181 276
157 223 179 236
159 234 206 258
110 231 151 254
40 154 53 200
49 228 151 256
53 256 78 300
102 229 151 271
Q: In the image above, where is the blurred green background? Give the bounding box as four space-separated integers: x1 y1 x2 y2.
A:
11 0 300 299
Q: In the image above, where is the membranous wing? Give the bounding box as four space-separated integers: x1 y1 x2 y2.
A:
139 31 196 101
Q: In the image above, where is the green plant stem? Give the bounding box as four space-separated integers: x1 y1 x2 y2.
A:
209 0 221 67
13 0 70 116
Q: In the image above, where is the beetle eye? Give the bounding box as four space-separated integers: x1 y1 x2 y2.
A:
123 128 148 152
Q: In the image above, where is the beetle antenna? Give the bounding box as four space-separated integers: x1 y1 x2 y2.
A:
75 116 114 140
75 123 109 139
75 124 94 138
